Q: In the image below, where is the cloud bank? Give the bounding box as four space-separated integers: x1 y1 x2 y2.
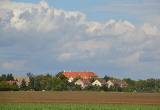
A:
0 0 160 79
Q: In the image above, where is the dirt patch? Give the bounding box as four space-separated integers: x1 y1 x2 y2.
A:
0 91 160 106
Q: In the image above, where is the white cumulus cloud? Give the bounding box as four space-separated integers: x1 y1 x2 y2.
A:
0 0 160 79
2 60 26 70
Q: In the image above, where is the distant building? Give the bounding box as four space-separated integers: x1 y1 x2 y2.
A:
13 76 29 86
14 76 29 82
92 79 108 87
107 80 128 88
7 81 17 85
62 71 98 82
75 79 92 89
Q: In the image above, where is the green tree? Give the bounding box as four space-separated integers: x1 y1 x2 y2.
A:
103 75 114 82
52 74 68 91
117 86 122 92
58 74 68 80
52 77 61 90
101 85 108 92
67 82 75 91
54 81 68 91
155 79 160 92
84 85 94 91
88 78 95 83
109 85 114 91
26 72 34 90
27 77 34 90
41 76 53 91
27 72 34 80
73 85 82 91
20 79 26 90
123 78 135 86
55 71 63 77
0 74 7 81
135 79 147 91
6 73 14 81
11 82 19 91
46 73 52 78
122 86 135 92
0 81 11 91
72 76 82 83
34 75 43 91
146 78 156 89
0 76 3 82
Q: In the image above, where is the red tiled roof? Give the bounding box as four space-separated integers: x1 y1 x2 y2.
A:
16 81 29 86
62 71 98 79
7 81 17 85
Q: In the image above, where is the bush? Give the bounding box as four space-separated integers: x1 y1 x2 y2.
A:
0 81 11 91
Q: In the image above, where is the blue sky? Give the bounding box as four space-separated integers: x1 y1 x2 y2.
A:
0 0 160 80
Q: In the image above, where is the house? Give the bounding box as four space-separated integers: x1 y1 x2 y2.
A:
107 80 128 88
13 76 29 86
62 71 98 82
14 76 29 82
92 79 108 87
7 81 17 85
118 80 128 88
75 79 92 89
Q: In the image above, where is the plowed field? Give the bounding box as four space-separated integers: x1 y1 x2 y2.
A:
0 91 160 106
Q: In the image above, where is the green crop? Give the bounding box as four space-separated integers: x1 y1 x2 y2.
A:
0 103 160 110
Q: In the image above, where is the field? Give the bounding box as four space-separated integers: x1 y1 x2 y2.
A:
0 91 160 110
1 103 160 110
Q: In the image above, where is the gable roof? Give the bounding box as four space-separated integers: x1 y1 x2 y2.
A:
14 76 29 82
16 81 29 86
81 79 91 85
109 80 128 86
76 79 91 85
62 71 98 79
97 79 108 85
118 81 128 86
7 81 17 85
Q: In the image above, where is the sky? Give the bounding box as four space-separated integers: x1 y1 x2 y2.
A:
0 0 160 80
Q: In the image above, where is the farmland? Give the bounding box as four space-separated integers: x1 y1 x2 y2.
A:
0 91 160 105
0 91 160 109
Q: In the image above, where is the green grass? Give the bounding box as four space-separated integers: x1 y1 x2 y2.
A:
0 103 160 110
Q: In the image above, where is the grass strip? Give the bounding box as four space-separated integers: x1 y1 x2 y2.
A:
0 103 160 110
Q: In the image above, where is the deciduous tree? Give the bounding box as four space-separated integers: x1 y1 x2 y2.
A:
0 81 11 91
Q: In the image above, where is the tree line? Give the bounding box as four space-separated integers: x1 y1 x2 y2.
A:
0 73 19 91
0 72 160 92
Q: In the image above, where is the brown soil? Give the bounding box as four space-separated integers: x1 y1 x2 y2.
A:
0 91 160 106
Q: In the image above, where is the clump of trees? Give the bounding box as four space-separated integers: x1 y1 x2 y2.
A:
122 78 160 92
0 73 19 91
0 73 160 92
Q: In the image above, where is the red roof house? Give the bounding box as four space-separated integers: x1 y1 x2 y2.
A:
92 79 108 87
7 81 17 85
62 71 98 82
16 81 29 87
75 79 92 88
107 80 128 88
